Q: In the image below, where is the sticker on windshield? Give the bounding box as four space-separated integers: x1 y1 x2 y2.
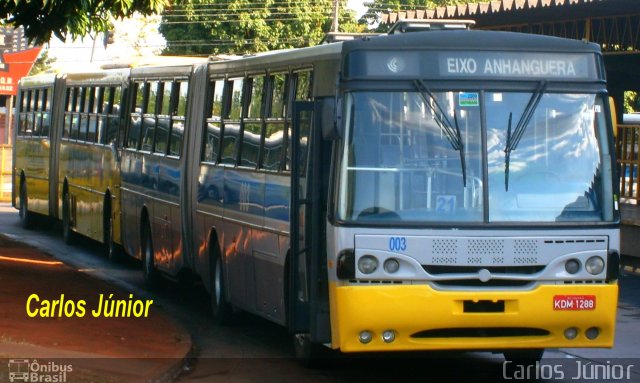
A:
459 92 479 107
436 195 456 212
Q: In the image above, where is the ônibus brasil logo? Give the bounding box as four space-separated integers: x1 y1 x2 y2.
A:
7 359 72 382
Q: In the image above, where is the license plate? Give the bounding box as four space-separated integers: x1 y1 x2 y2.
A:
553 295 596 311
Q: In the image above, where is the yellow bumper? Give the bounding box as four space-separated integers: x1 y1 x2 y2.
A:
330 283 618 352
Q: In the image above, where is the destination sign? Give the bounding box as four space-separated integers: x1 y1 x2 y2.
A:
345 50 599 81
438 52 593 79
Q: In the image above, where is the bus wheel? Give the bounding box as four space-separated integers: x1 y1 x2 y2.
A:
104 211 122 262
18 183 34 230
142 223 159 287
503 349 544 366
62 192 76 245
293 333 328 368
211 254 233 325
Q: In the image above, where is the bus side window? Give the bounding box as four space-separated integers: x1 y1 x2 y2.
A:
154 81 172 154
240 75 265 168
18 90 29 136
79 87 90 141
86 87 98 143
140 81 159 152
261 73 288 171
96 87 106 144
169 80 188 157
126 81 145 149
41 88 51 138
202 79 224 163
63 88 72 138
220 78 243 165
286 69 313 173
32 89 42 137
70 87 81 140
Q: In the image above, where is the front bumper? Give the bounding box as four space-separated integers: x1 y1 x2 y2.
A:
330 283 618 352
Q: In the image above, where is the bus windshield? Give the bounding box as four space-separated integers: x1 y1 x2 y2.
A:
337 90 612 224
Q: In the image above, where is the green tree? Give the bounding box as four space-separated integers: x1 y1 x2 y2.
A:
362 0 463 32
0 0 167 45
160 0 362 56
625 91 639 113
29 49 55 75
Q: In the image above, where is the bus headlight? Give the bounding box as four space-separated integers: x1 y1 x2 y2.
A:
585 256 604 275
358 255 378 274
383 258 400 274
565 259 581 274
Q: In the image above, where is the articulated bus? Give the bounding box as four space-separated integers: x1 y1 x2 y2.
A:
13 68 130 258
14 26 619 363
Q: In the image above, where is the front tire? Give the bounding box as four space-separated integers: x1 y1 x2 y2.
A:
62 192 76 245
503 349 544 366
18 183 34 229
293 333 328 368
211 253 233 325
142 223 159 287
104 210 123 262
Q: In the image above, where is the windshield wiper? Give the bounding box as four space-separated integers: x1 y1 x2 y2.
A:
414 79 466 187
504 81 547 191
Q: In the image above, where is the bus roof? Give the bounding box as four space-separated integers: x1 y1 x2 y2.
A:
342 29 601 54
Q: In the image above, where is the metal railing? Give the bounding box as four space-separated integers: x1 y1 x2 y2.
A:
617 124 640 203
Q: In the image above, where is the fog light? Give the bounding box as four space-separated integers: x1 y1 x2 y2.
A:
358 255 378 274
585 256 604 275
565 259 581 274
382 330 396 343
359 330 373 344
384 258 400 274
564 327 579 340
585 327 600 340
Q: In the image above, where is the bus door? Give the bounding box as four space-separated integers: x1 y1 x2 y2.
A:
289 101 331 344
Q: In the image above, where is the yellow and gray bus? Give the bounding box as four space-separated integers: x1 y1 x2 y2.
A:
15 26 620 364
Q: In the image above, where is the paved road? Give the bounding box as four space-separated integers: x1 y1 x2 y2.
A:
1 203 639 382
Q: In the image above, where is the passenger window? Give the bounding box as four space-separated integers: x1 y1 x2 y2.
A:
269 73 287 118
127 83 143 149
169 81 189 157
176 81 188 117
295 70 313 101
247 75 265 118
41 89 51 138
240 123 262 168
227 78 244 120
203 121 221 163
159 81 172 116
220 123 239 165
203 79 225 163
209 79 225 119
262 123 285 171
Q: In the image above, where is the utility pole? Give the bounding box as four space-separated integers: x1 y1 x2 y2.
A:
331 0 339 32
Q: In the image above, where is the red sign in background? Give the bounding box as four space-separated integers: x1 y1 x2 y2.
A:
0 46 41 96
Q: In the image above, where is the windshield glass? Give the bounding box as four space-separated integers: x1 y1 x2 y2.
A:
337 91 483 222
487 92 608 222
337 91 612 224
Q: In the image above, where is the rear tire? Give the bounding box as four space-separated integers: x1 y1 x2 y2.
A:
104 208 123 262
503 349 544 366
62 192 76 245
142 222 159 287
211 253 233 325
18 183 34 230
293 333 329 368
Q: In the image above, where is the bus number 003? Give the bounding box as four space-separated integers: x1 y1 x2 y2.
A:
389 237 407 252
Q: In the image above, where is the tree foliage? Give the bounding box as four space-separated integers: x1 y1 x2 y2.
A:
625 91 639 113
362 0 463 32
0 0 168 45
160 0 361 56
